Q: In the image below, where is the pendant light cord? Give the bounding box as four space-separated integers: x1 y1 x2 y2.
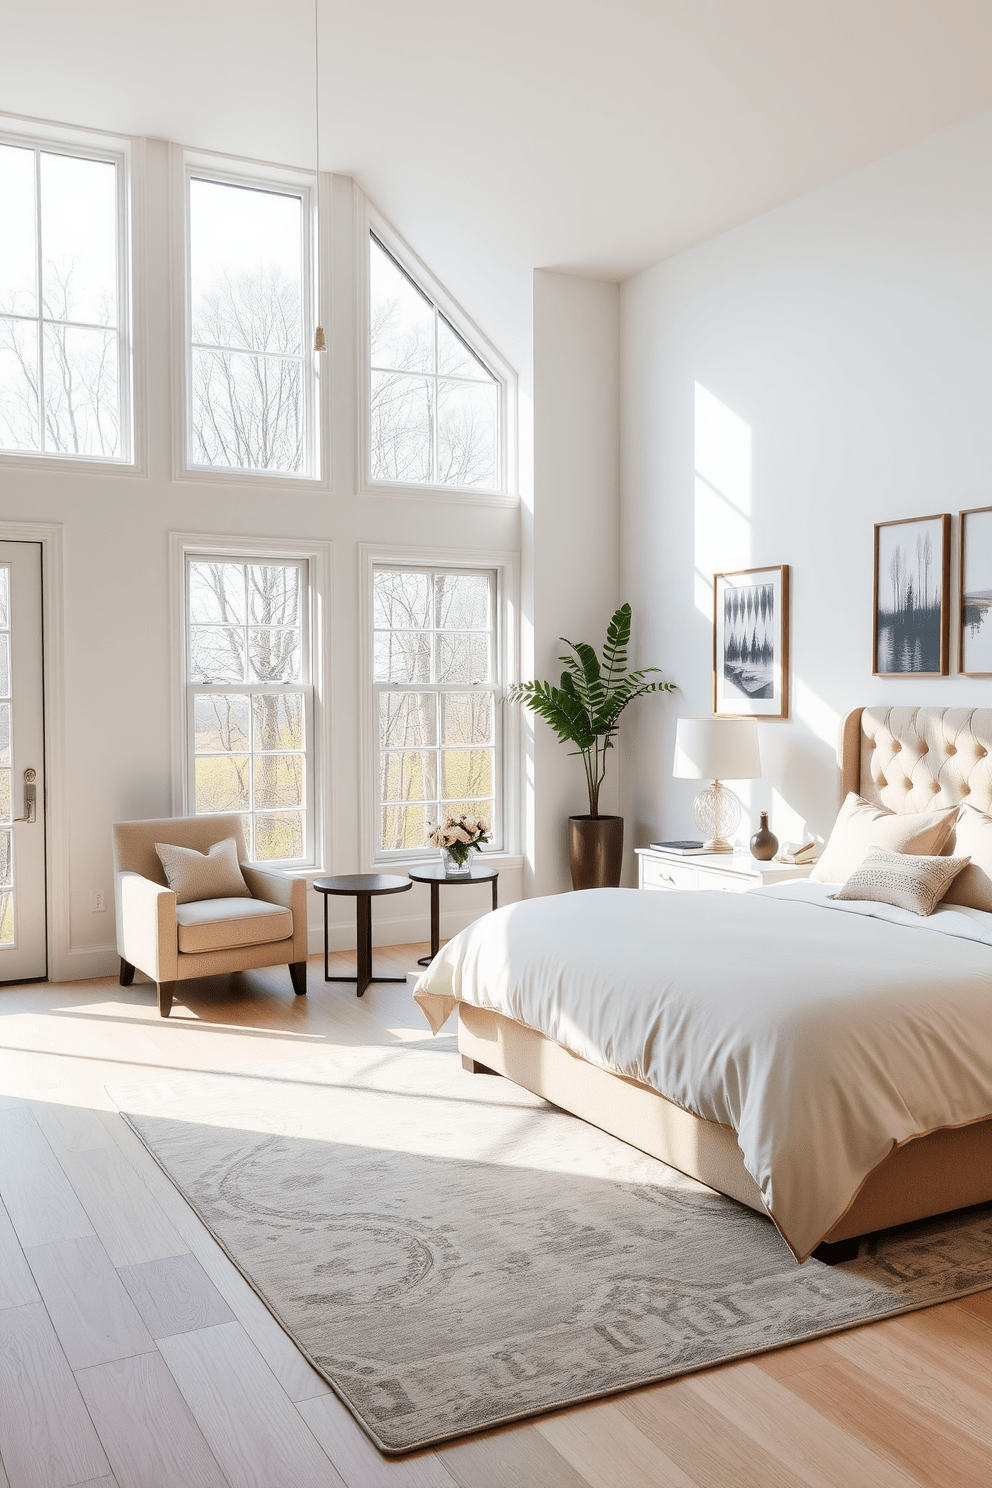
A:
313 0 326 353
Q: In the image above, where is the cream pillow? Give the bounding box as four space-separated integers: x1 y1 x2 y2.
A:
809 793 958 883
155 837 250 905
941 802 992 913
831 846 970 917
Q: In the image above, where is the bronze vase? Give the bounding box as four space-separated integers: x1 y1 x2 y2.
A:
750 811 779 862
568 815 624 890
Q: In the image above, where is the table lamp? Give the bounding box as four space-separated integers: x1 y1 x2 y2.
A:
673 716 761 854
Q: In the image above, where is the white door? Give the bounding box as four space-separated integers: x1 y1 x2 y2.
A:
0 542 46 982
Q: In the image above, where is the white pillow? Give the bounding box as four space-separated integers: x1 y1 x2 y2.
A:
155 837 250 905
809 793 958 883
831 846 970 917
942 802 992 913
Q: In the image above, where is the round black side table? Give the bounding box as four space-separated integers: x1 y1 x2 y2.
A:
312 875 412 997
407 864 499 966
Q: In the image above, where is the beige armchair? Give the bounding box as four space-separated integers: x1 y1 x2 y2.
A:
112 814 308 1017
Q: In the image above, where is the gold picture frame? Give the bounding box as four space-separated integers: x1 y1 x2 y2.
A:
959 506 992 676
713 565 789 719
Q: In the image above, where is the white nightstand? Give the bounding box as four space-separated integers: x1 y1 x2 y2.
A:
635 845 814 895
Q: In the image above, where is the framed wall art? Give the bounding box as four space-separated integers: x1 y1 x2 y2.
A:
713 565 789 719
960 506 992 676
873 514 950 677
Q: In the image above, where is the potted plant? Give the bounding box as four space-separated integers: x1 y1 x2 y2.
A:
507 604 675 889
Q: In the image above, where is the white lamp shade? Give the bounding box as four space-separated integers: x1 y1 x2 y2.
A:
673 716 761 781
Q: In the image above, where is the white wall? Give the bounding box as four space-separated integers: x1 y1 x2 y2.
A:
620 107 992 852
0 141 526 978
526 271 621 896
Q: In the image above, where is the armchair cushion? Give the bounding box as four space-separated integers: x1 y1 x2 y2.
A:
156 837 250 905
175 897 293 954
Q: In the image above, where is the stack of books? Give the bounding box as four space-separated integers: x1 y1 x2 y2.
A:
649 840 708 855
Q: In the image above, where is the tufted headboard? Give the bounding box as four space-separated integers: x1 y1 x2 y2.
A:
840 707 992 817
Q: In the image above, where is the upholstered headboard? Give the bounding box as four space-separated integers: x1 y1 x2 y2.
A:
841 707 992 816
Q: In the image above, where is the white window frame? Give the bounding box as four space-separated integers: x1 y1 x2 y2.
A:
0 114 137 473
360 543 520 870
170 531 331 872
356 200 518 506
176 149 321 485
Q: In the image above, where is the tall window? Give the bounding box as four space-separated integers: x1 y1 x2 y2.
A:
186 172 313 476
374 566 500 856
369 235 500 492
0 137 128 460
186 558 312 862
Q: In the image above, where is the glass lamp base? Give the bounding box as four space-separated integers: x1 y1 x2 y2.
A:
692 781 741 854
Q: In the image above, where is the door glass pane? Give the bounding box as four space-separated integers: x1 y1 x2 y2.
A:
0 771 10 822
0 319 41 452
0 569 10 630
0 145 36 317
0 634 10 698
0 830 11 884
0 892 12 945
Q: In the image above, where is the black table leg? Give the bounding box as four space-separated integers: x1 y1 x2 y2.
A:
418 881 442 966
492 879 498 912
324 891 412 994
323 891 329 982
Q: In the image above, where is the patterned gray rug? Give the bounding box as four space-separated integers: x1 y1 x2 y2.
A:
109 1039 992 1455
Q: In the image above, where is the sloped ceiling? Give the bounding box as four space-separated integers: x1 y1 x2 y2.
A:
5 0 992 371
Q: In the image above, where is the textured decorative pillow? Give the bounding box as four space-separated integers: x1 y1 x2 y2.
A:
809 793 958 883
941 802 992 913
831 846 970 917
155 837 250 905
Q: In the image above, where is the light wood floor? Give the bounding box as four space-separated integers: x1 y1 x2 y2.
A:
1 948 991 1488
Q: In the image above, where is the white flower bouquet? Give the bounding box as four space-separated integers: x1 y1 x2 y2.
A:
426 813 490 868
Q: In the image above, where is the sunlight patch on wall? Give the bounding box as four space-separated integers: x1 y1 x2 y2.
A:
694 383 752 617
794 677 841 750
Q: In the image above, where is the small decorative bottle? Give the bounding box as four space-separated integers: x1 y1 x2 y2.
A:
750 812 778 862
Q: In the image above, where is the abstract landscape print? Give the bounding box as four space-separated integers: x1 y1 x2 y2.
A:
873 514 950 677
713 565 789 719
960 506 992 675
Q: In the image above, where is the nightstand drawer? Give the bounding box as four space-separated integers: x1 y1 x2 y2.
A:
698 868 756 893
641 858 698 892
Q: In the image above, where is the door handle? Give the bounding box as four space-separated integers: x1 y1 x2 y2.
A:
14 768 36 824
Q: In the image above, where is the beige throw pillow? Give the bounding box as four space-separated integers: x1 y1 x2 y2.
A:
155 837 250 905
809 793 958 883
941 802 992 913
831 846 970 917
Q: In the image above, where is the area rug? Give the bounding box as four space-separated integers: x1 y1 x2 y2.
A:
109 1040 992 1455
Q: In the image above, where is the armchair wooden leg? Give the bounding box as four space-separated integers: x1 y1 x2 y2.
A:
289 961 308 996
157 982 176 1018
119 958 135 987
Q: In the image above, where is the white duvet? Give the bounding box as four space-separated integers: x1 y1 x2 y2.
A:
414 883 992 1261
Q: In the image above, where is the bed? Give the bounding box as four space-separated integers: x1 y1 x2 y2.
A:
415 706 992 1261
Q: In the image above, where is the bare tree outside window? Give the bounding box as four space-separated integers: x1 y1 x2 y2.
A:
0 143 123 459
188 559 310 861
369 236 499 491
188 179 309 475
373 566 498 853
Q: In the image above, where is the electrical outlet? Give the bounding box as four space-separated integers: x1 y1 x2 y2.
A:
91 890 106 913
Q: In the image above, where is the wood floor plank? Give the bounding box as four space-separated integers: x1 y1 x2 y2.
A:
781 1356 990 1488
117 1253 235 1338
873 1306 992 1401
25 1234 156 1371
75 1351 228 1488
157 1321 342 1488
53 1143 185 1266
0 1200 40 1311
688 1359 927 1488
298 1390 458 1488
31 1102 119 1157
752 1335 838 1380
66 1479 118 1487
0 1301 111 1488
536 1397 698 1487
0 1106 95 1249
618 1378 809 1488
102 1112 331 1401
0 1449 10 1487
437 1421 591 1488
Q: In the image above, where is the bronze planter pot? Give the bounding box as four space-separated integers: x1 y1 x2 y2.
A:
568 815 624 890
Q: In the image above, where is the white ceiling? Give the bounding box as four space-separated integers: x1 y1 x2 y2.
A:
5 0 992 372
